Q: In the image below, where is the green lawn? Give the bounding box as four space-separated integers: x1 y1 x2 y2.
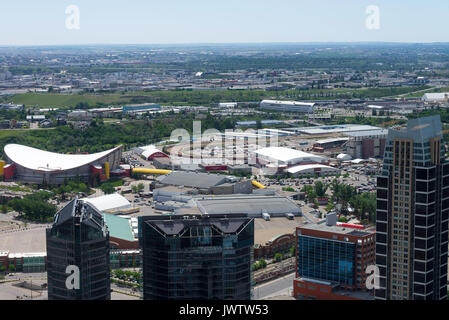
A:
7 86 431 109
8 92 131 108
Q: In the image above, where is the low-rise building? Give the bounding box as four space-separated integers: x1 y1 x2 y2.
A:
293 214 375 300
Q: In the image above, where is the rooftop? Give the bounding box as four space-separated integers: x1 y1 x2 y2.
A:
102 213 135 242
82 193 132 212
254 147 327 164
157 171 230 189
261 100 315 107
4 144 122 172
344 129 389 138
387 115 442 144
300 220 373 237
287 164 339 174
195 194 301 216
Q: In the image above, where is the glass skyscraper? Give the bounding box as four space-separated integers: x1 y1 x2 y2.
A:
139 214 254 300
375 115 449 300
46 199 111 300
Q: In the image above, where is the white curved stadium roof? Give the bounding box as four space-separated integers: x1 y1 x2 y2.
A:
287 164 339 174
254 147 327 165
4 144 121 172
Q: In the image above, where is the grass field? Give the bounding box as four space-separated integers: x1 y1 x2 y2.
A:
7 92 132 108
5 86 431 109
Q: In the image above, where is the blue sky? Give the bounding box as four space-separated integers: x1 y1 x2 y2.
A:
0 0 448 46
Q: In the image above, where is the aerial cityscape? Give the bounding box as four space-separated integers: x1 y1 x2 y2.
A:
0 1 449 311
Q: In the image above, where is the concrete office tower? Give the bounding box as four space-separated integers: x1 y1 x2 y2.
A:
46 199 111 300
139 214 254 300
375 115 449 300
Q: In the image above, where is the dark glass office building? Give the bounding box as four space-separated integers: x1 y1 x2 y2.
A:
297 235 356 286
375 115 449 300
46 199 111 300
139 214 254 300
296 217 375 291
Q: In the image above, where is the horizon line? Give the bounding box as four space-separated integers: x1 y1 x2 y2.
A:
1 41 449 48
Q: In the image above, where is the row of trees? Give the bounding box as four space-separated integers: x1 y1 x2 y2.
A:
8 191 57 223
328 179 377 224
112 269 141 283
300 180 329 204
301 179 377 224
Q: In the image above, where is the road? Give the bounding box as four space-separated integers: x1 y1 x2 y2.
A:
253 272 295 300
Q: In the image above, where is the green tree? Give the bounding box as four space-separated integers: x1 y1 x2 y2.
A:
314 181 328 198
137 183 145 193
100 183 115 195
301 185 316 203
274 253 283 263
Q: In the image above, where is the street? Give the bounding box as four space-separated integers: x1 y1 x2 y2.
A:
253 272 295 300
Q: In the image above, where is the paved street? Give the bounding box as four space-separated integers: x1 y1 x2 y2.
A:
253 272 295 300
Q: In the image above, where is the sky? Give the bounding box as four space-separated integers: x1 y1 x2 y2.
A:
0 0 448 46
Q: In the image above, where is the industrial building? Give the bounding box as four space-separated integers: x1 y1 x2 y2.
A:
46 199 111 300
193 194 302 218
139 214 254 300
3 144 122 185
312 137 349 153
122 104 161 114
422 92 449 103
285 124 382 136
344 129 388 159
260 100 315 113
134 145 169 160
235 120 285 127
253 147 328 168
81 193 133 214
294 214 375 300
155 171 246 193
375 116 449 300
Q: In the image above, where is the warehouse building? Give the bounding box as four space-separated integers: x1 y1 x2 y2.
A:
193 194 302 218
344 129 388 159
260 100 315 113
123 104 161 114
313 137 349 152
155 171 242 192
253 147 328 168
3 144 122 185
134 145 169 160
285 124 382 136
81 193 133 214
422 92 449 103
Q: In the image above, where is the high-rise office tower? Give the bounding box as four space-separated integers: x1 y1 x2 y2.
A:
46 199 111 300
375 115 449 300
139 214 254 300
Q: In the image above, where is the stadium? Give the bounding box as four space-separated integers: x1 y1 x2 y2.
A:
2 144 123 185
